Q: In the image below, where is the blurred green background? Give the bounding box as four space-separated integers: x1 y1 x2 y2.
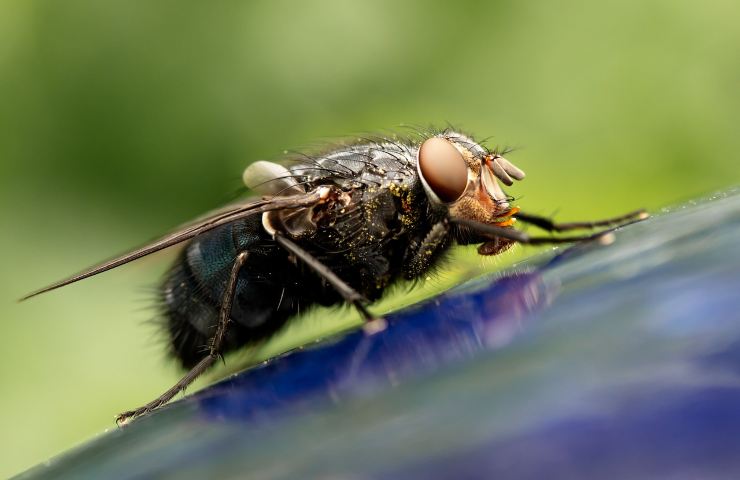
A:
1 0 739 476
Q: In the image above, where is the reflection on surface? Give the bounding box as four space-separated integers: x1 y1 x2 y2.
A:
198 269 554 422
387 385 740 480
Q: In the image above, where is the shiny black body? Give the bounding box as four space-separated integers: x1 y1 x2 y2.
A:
163 140 448 368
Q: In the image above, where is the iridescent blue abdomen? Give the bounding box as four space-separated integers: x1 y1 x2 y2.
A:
161 215 310 368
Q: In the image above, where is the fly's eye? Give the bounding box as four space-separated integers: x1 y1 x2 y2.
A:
418 137 468 203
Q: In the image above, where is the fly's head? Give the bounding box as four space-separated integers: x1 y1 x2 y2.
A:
416 132 525 254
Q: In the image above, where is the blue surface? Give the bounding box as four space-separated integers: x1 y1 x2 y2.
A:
18 190 740 479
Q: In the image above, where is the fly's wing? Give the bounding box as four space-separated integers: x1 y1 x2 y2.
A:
21 190 326 300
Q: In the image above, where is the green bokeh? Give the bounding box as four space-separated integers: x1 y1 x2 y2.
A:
1 0 738 476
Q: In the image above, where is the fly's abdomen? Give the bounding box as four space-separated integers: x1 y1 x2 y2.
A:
160 215 303 369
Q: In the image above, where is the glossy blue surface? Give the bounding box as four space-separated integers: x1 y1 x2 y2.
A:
18 190 740 480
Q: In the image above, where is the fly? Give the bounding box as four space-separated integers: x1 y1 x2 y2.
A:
21 128 648 424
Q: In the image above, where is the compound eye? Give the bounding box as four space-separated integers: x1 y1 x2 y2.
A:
418 138 468 203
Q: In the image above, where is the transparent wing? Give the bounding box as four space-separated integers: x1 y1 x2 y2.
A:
21 190 325 300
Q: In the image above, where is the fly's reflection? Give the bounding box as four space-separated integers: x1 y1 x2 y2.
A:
197 269 555 422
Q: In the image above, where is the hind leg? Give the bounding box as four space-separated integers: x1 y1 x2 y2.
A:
116 251 250 425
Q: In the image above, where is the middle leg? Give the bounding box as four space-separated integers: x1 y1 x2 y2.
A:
274 233 381 325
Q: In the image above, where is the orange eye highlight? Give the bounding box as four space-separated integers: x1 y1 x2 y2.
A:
418 138 468 203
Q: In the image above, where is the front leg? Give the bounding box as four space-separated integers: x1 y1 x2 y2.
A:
514 209 648 232
452 218 617 245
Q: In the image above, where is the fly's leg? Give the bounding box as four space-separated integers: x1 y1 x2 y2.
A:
116 251 250 426
405 221 450 279
274 234 386 333
452 218 620 245
514 209 648 232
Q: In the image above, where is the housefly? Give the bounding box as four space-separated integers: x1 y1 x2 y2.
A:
22 128 647 424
